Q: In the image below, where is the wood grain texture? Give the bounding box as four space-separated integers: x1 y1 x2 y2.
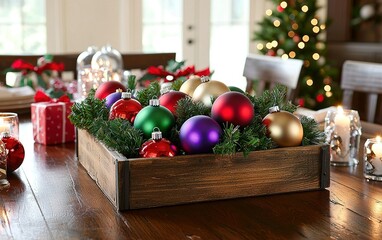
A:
1 116 381 239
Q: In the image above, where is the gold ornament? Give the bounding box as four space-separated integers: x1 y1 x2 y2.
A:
262 106 303 147
192 76 230 106
179 75 202 97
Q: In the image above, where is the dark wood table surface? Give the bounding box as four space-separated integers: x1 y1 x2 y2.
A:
1 116 382 240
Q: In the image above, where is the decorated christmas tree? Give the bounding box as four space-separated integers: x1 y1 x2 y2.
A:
253 0 341 110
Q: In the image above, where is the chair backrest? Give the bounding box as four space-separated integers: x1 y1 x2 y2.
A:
243 54 303 99
0 52 176 83
341 60 382 122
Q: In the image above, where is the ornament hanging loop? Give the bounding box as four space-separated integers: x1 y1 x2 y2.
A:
269 106 280 113
200 76 210 83
151 127 162 140
149 96 160 106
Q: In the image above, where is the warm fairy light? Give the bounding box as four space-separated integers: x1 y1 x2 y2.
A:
277 49 284 55
271 40 278 47
292 23 298 30
311 18 318 25
302 35 309 42
298 42 305 49
273 20 281 27
304 60 310 67
312 53 320 60
316 42 324 49
326 91 333 97
266 9 273 16
313 26 320 33
288 31 295 37
281 54 289 59
320 24 326 30
301 5 309 12
306 79 313 86
289 51 296 58
324 85 331 92
280 1 288 8
257 43 264 50
266 42 273 49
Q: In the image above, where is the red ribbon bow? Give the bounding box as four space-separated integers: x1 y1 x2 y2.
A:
34 90 71 103
11 59 65 75
147 65 211 83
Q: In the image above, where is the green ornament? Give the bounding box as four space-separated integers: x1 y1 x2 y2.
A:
228 86 244 93
133 98 175 139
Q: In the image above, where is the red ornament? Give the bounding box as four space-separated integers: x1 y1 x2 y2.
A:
139 128 177 158
159 91 189 116
109 91 142 123
95 81 127 100
211 91 254 127
2 134 25 173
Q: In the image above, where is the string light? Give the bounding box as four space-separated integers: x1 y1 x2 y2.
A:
281 54 289 59
273 20 281 27
298 42 305 49
266 42 273 49
311 18 318 25
292 23 298 30
257 43 264 50
302 35 309 42
280 1 288 8
320 24 326 30
288 31 295 37
312 53 320 60
301 5 309 12
316 42 324 49
326 91 333 97
324 85 331 92
313 26 320 33
271 40 278 47
277 49 285 55
289 51 296 58
306 78 313 86
266 9 272 16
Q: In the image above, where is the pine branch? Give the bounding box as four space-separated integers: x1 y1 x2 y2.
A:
127 75 136 90
175 97 211 128
69 89 109 130
300 116 325 146
171 79 184 91
135 81 161 107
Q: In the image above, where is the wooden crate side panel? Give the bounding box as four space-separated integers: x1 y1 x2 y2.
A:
128 145 324 209
77 129 119 207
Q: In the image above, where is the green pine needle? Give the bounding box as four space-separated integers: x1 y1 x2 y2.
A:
171 79 184 91
127 75 137 90
175 97 211 128
135 81 161 107
300 116 325 146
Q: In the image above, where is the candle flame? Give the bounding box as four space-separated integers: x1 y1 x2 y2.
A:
377 136 381 143
337 105 344 114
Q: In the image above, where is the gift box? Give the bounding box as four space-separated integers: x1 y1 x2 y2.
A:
31 101 75 145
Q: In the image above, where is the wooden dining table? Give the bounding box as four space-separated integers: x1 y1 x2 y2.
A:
1 114 382 240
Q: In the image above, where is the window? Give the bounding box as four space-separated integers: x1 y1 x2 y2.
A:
0 0 46 54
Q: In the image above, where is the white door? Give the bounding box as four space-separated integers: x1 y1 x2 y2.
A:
139 0 253 89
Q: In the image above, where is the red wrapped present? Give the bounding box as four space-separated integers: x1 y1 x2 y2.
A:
31 91 75 145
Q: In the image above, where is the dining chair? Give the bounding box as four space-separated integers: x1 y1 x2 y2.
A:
341 60 382 122
243 53 303 100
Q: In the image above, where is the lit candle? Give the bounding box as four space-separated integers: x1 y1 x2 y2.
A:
334 106 350 161
371 136 382 175
0 118 10 134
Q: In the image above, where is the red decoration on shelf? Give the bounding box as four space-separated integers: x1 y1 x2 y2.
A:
159 91 189 116
139 128 177 158
109 91 142 123
1 134 25 173
11 59 64 75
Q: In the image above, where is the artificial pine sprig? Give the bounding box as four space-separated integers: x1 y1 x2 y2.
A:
135 81 161 107
300 116 325 146
127 75 137 90
175 97 211 128
69 89 109 130
170 79 184 91
252 84 297 118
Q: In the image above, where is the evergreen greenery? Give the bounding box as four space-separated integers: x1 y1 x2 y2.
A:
253 0 341 110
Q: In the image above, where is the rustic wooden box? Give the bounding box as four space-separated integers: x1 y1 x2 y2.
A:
77 129 330 210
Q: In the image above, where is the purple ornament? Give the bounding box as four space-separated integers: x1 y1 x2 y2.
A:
179 115 222 154
105 92 122 109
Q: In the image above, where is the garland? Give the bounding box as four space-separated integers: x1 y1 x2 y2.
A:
69 82 324 158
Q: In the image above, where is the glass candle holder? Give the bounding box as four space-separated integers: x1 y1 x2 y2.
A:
0 139 10 190
364 136 382 181
0 112 19 139
324 107 361 166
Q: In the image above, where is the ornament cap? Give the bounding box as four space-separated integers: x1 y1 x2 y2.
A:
151 127 162 140
121 91 132 99
269 106 280 113
160 86 171 95
1 132 10 138
149 97 160 107
116 88 123 93
200 76 210 83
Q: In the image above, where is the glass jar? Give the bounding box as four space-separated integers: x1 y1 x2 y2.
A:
364 137 382 181
0 112 19 139
91 44 123 73
324 107 362 166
